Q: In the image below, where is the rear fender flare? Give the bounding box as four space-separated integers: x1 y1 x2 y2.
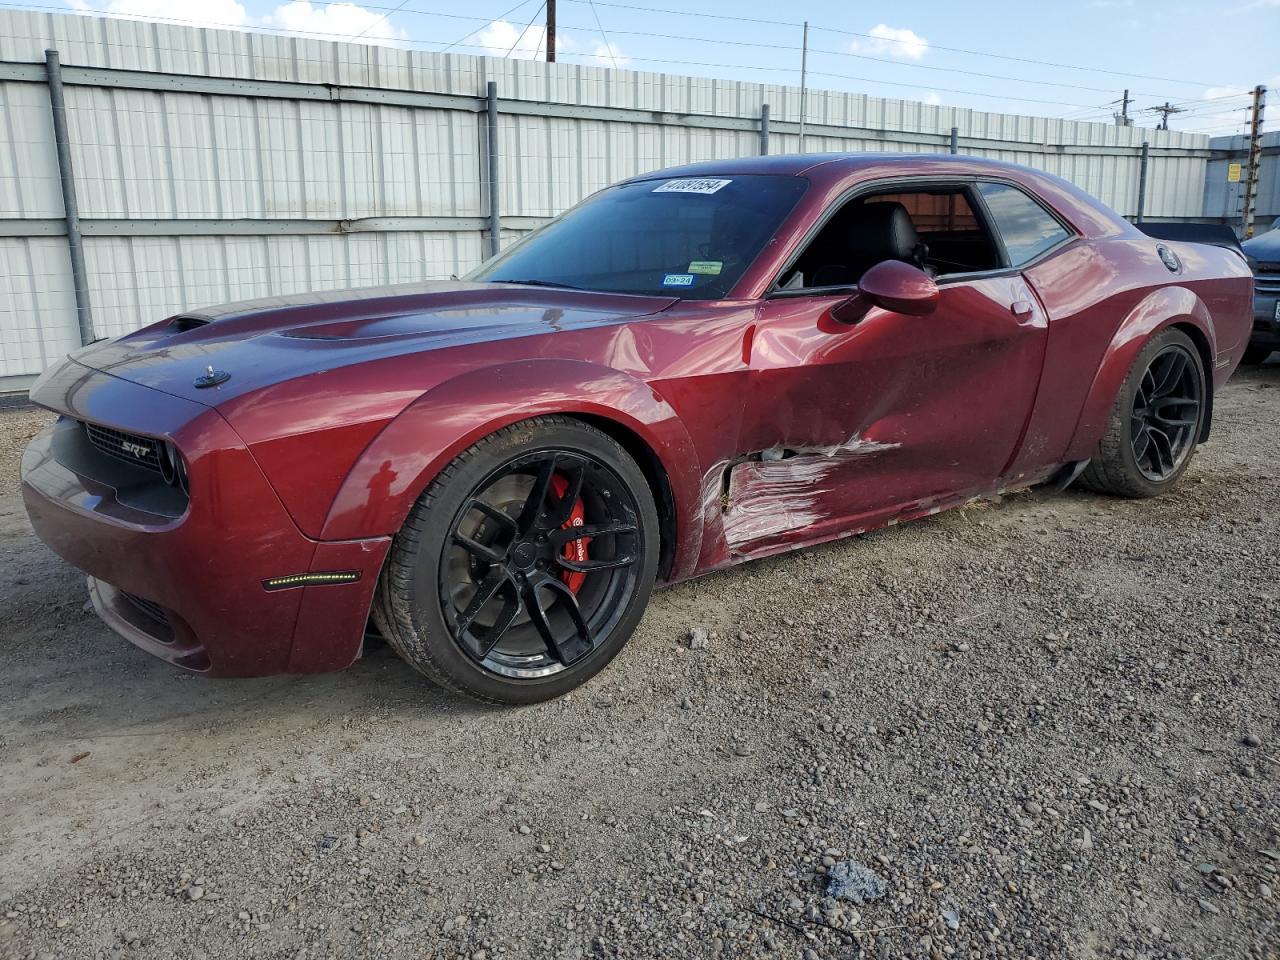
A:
320 359 702 574
1064 286 1217 462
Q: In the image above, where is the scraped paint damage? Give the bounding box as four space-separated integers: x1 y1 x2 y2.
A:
702 434 901 552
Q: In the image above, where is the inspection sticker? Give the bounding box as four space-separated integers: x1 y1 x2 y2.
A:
653 178 733 195
662 273 696 287
687 260 723 275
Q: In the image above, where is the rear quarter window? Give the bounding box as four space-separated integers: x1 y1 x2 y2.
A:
977 182 1072 266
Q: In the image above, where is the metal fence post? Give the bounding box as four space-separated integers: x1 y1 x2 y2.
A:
949 126 958 155
485 80 501 259
1136 140 1149 223
44 48 95 345
759 103 769 156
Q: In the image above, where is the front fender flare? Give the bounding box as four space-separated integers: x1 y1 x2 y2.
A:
1063 286 1217 462
319 358 702 575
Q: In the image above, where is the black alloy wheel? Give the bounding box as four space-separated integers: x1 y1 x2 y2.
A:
374 416 659 704
1078 327 1207 499
440 450 642 679
1129 343 1202 482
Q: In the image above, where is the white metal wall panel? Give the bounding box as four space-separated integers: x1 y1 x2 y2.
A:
0 80 61 219
72 231 478 344
0 237 77 379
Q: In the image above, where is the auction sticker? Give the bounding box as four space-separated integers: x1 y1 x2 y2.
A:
653 178 732 195
662 273 696 287
688 260 722 275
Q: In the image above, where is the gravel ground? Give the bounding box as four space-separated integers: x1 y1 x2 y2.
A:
0 363 1277 960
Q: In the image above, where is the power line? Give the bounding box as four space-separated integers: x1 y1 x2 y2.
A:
809 46 1165 97
806 70 1101 110
348 0 413 40
5 0 1256 123
439 0 538 53
562 0 799 28
584 0 619 69
505 2 546 57
809 23 1230 88
26 0 1249 94
557 51 795 73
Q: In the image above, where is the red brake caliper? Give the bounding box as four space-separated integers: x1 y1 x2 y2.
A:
550 474 590 594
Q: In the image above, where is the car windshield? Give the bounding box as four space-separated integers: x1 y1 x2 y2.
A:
469 175 808 299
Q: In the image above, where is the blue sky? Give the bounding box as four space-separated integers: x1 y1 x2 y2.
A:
43 0 1280 134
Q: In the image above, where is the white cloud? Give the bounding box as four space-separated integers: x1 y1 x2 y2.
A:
474 18 548 59
849 24 929 61
576 39 630 69
262 1 406 44
923 92 943 107
68 0 250 30
69 0 406 45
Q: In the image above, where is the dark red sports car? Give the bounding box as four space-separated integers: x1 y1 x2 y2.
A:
22 153 1253 703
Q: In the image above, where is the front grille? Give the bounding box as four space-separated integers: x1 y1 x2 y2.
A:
121 591 169 627
1255 272 1280 294
83 422 162 473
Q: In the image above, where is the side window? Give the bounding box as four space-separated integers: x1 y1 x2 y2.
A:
780 186 1003 290
976 182 1072 266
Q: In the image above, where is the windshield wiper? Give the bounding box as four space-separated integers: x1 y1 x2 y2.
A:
494 278 585 291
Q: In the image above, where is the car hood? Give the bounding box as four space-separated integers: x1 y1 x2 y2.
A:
1243 228 1280 268
69 280 678 407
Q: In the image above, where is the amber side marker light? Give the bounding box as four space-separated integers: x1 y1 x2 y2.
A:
263 571 362 592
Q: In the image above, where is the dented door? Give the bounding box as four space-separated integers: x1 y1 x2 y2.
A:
723 276 1049 555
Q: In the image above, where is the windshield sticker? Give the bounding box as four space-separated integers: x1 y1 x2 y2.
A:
653 178 733 195
688 260 723 275
662 273 696 287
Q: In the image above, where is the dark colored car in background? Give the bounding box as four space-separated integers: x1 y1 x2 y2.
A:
21 153 1254 704
1242 225 1280 363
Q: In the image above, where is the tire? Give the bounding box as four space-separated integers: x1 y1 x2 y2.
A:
373 416 659 704
1079 328 1207 499
1241 344 1274 365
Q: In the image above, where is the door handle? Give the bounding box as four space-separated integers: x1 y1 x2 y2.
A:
1011 300 1034 321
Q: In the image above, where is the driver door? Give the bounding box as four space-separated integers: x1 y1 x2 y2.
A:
725 184 1049 555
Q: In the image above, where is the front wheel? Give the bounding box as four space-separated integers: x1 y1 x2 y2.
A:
373 416 659 704
1079 328 1207 498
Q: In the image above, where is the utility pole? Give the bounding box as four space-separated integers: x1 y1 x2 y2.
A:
1149 101 1185 130
1241 84 1267 238
546 0 556 62
1114 89 1133 126
797 20 809 152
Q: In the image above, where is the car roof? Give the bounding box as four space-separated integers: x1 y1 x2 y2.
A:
624 151 1043 182
624 151 1135 241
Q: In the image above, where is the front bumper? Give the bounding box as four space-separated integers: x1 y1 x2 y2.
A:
21 360 389 677
1253 279 1280 347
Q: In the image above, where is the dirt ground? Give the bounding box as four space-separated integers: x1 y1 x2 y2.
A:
0 364 1277 960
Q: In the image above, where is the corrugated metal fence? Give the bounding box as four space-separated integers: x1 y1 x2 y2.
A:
0 9 1216 390
1204 131 1280 232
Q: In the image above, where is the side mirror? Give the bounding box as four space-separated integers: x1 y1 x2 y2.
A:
831 260 939 323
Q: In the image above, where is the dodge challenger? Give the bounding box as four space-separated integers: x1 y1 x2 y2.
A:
21 153 1254 703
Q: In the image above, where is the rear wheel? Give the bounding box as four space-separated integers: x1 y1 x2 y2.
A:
1079 328 1206 498
374 416 659 704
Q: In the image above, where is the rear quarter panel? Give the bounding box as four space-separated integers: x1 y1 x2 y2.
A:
1010 235 1252 472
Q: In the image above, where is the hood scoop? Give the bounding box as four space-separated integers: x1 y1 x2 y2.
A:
168 314 212 333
